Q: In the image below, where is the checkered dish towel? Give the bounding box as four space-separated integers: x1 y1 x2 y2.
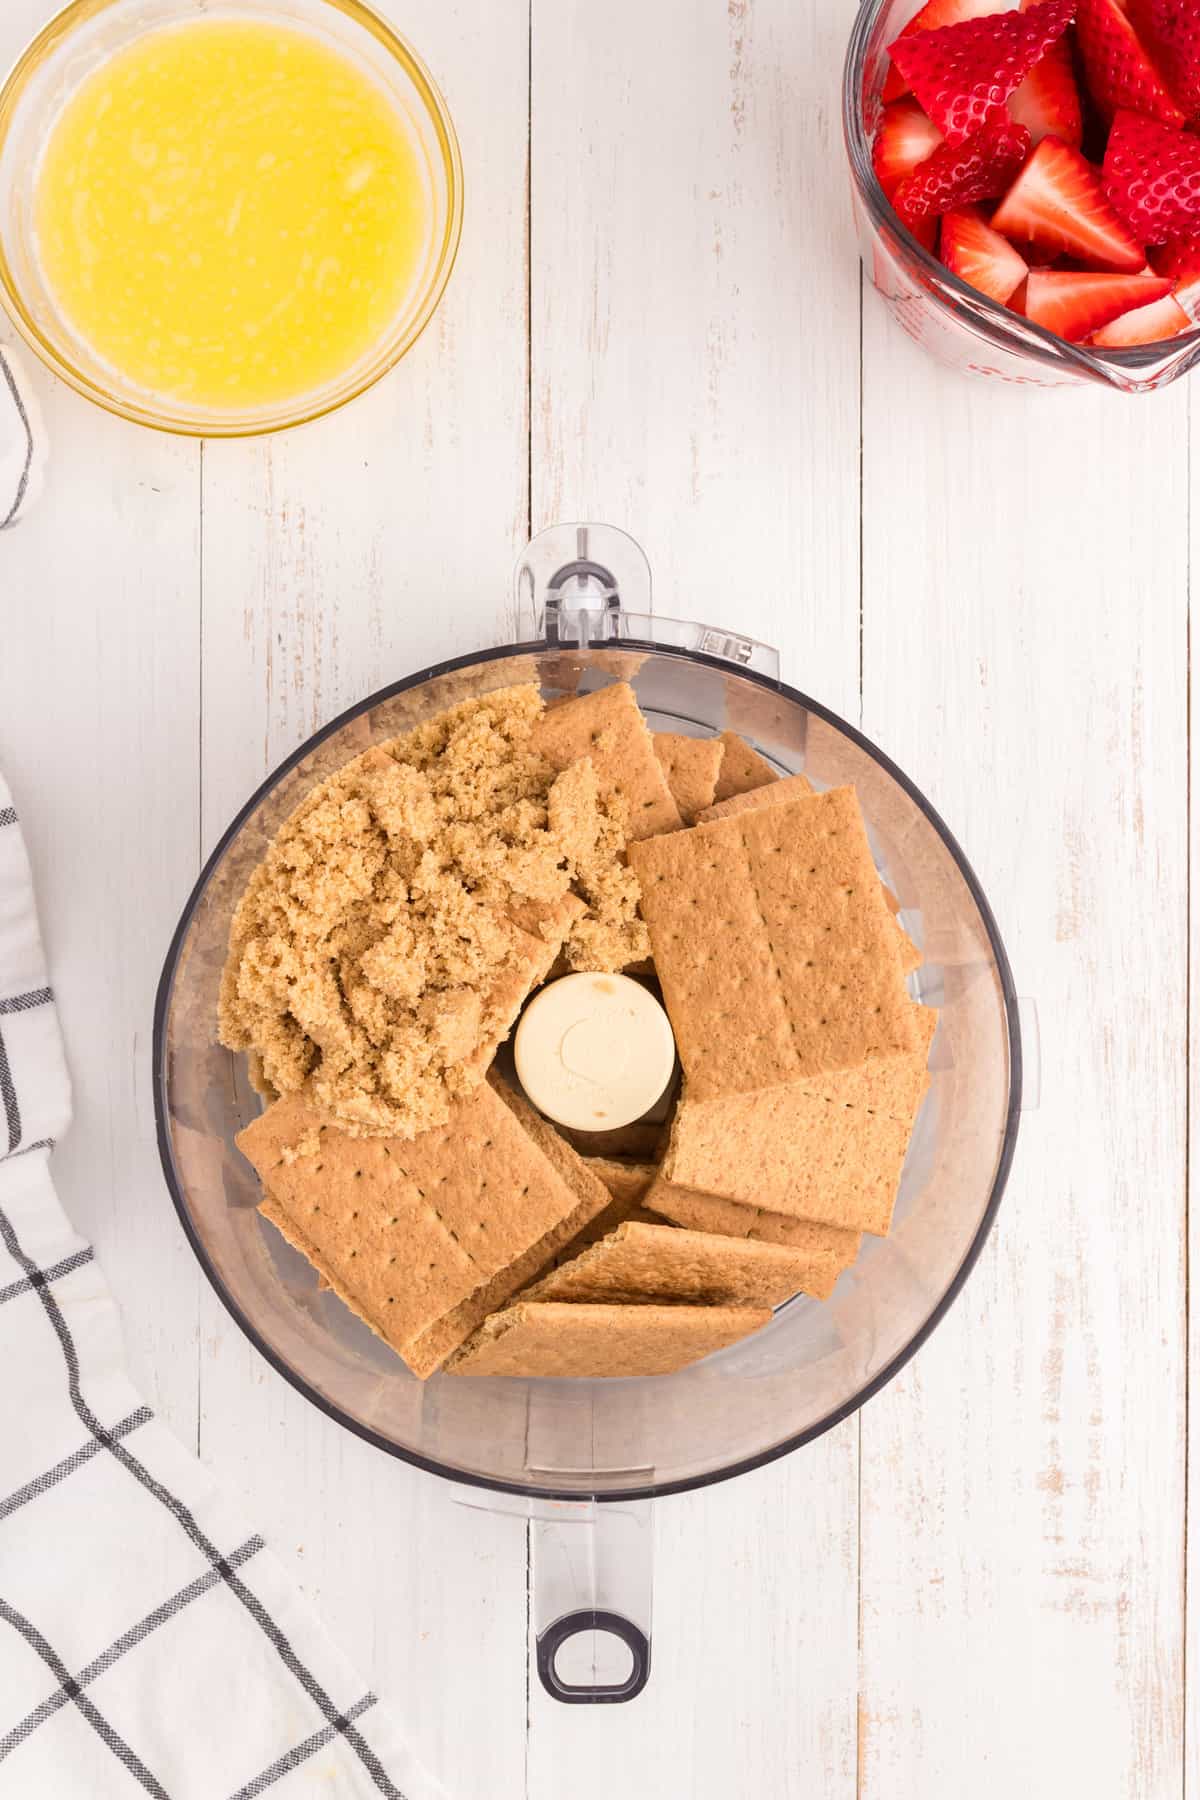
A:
1 347 44 530
0 778 444 1800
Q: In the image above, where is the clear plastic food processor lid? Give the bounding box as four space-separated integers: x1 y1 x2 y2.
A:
153 523 1022 1505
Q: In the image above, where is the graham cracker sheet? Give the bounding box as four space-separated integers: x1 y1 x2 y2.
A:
659 1004 938 1237
490 1078 613 1213
652 732 725 824
713 731 779 801
521 1220 814 1309
629 786 919 1099
697 782 921 974
239 1079 613 1377
697 769 813 824
484 1081 656 1272
644 1181 861 1300
446 1301 772 1378
531 681 682 840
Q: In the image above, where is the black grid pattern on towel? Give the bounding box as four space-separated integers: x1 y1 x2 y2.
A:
0 986 54 1157
0 986 53 1152
0 354 34 532
0 1201 401 1799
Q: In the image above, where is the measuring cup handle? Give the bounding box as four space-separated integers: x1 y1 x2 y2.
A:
528 1498 654 1705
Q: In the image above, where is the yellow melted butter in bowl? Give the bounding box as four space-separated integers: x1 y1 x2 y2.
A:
33 17 431 411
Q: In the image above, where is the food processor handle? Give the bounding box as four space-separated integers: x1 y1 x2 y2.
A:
452 1487 655 1703
515 522 781 681
529 1498 654 1704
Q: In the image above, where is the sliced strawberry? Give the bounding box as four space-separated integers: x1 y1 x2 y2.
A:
895 116 1032 218
1023 267 1172 334
1074 0 1185 123
888 0 1077 142
1126 0 1200 121
1104 109 1200 241
1008 34 1084 143
940 203 1032 296
883 0 1016 100
873 98 946 197
1150 231 1200 314
991 134 1146 267
1090 287 1192 339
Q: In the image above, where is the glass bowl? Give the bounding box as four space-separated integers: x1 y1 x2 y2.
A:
843 0 1200 392
153 525 1023 1504
0 0 462 436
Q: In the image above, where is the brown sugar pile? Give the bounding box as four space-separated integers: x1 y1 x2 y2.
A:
219 684 649 1138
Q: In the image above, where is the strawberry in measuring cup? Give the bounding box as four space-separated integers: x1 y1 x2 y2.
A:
870 0 1200 345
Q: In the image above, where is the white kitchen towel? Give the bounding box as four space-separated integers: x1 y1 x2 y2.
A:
0 777 443 1800
0 348 45 530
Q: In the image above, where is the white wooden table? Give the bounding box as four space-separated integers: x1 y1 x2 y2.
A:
1 0 1190 1794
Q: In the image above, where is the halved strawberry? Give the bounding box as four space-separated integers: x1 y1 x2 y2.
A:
888 0 1077 142
1023 267 1172 334
1073 0 1185 123
1103 108 1200 241
1150 231 1200 314
883 0 1016 100
873 98 946 198
1008 9 1084 145
1126 0 1200 121
895 116 1032 218
991 134 1146 266
1090 288 1192 339
940 203 1032 296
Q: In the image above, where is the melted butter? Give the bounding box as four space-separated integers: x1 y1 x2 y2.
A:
35 18 428 409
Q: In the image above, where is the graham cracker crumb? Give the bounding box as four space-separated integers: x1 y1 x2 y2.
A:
219 685 647 1138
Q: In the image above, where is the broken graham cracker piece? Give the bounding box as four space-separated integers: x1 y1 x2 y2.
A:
446 1301 771 1378
643 1181 860 1301
584 1159 659 1208
713 731 779 802
552 1157 662 1256
660 1004 938 1237
520 1221 814 1310
239 1080 613 1378
629 787 919 1100
532 682 682 841
458 893 585 1079
697 769 813 824
893 917 922 976
652 733 725 825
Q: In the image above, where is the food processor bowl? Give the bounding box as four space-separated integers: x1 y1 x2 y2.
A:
154 523 1023 1699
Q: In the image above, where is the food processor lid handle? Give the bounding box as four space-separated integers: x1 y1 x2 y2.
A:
515 521 782 680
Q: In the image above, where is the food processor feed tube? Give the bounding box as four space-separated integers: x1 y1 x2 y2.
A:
155 521 1023 1706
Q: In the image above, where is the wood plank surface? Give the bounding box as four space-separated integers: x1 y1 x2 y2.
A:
0 0 1192 1791
858 321 1189 1799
